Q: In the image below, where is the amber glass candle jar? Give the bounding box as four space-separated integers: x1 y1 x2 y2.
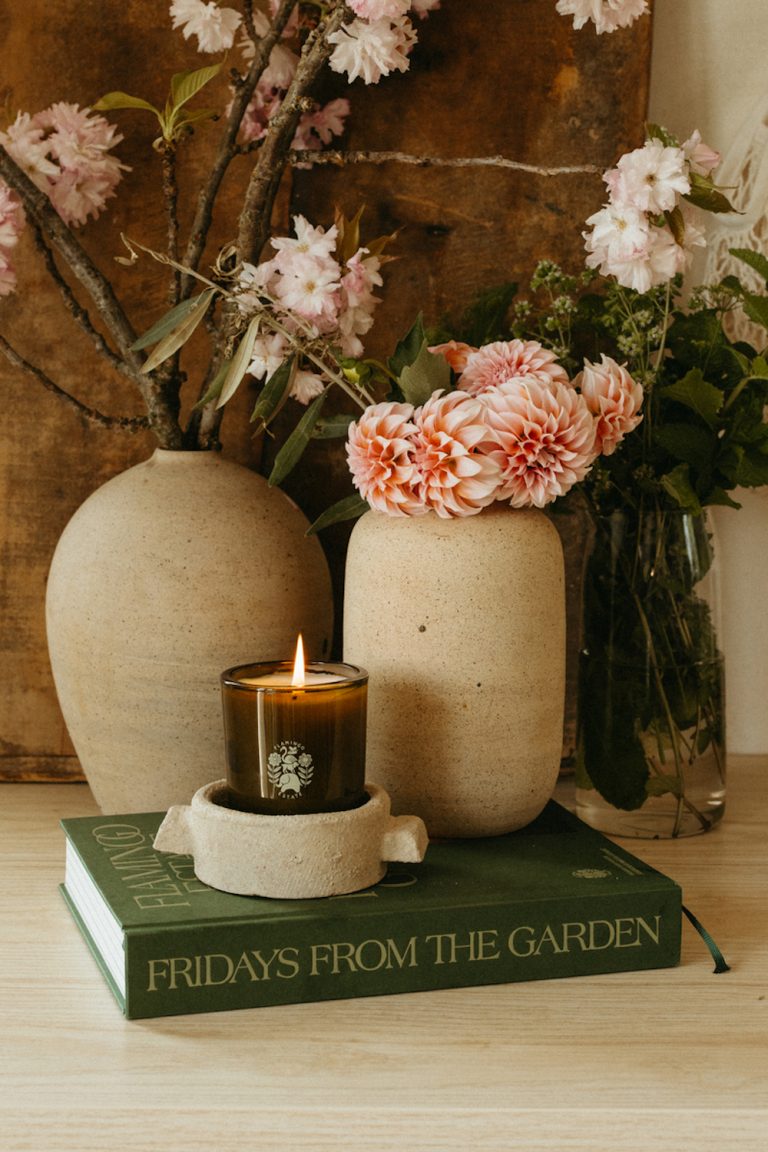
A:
221 658 368 814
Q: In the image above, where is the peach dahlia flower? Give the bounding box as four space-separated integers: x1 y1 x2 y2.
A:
574 354 643 456
483 378 597 508
428 340 476 374
410 391 501 517
459 339 569 396
346 401 424 516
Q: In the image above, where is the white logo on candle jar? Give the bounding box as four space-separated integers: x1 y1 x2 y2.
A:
268 742 314 797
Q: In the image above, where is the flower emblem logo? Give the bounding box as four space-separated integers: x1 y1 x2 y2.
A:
267 741 314 798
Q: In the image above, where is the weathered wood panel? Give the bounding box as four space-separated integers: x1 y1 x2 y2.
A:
0 1 651 780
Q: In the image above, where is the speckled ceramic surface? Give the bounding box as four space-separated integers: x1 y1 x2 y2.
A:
343 506 565 838
153 781 428 898
46 450 333 814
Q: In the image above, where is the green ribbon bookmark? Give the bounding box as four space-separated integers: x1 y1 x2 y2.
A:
682 904 731 973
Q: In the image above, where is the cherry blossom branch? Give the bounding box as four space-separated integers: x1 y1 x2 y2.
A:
236 2 348 265
181 0 299 290
160 141 181 305
0 334 149 432
29 223 134 380
0 143 183 447
287 149 604 177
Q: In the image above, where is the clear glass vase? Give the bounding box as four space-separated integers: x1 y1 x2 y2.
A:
576 506 726 838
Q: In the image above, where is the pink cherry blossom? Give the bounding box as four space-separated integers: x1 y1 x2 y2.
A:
291 98 351 156
459 339 569 396
482 378 597 508
0 113 58 184
410 391 501 517
410 0 441 17
347 402 425 516
604 140 690 214
1 104 127 228
246 332 290 382
555 0 649 34
328 15 417 85
682 130 721 177
348 0 411 19
428 340 476 373
170 0 242 53
0 182 25 251
574 354 643 455
290 369 325 405
240 32 298 90
0 250 17 297
338 249 383 357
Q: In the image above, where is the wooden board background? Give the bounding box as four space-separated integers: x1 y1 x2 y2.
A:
0 1 652 781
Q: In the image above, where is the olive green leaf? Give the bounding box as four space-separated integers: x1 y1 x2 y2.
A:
139 288 216 373
216 316 261 408
311 413 357 439
250 356 296 429
132 291 213 352
307 493 369 535
268 391 327 487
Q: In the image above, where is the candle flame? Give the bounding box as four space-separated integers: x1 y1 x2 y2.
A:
291 634 306 688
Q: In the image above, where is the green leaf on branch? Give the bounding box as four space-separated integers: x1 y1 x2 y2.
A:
93 91 160 116
249 357 296 429
216 316 261 409
707 487 741 510
741 292 768 332
194 360 230 410
388 314 427 379
730 247 768 285
654 423 717 471
658 369 724 427
132 292 212 351
664 206 686 247
139 288 216 373
398 339 451 406
685 172 738 214
732 445 768 488
268 391 327 488
307 493 369 535
660 464 703 513
311 414 357 439
170 64 222 110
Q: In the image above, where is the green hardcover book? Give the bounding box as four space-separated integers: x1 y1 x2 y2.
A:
60 802 682 1020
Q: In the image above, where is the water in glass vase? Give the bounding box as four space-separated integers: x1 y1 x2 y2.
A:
576 507 726 839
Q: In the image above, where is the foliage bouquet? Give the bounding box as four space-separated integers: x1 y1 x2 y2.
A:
424 126 767 837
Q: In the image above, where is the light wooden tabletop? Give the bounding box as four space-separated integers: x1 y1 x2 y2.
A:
1 758 766 1152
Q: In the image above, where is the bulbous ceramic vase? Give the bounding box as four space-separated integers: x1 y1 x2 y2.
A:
46 449 333 813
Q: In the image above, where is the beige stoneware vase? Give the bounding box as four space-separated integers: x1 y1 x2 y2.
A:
343 506 565 838
46 449 333 813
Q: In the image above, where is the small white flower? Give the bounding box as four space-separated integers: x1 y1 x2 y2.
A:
328 16 417 85
556 0 648 35
290 369 325 405
170 0 242 53
605 140 690 215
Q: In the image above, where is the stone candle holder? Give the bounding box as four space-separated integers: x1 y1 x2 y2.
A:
153 781 428 899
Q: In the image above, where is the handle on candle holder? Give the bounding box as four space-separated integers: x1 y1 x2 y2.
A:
154 804 194 856
380 814 429 863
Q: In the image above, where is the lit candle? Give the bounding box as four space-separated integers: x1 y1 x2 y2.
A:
221 637 368 814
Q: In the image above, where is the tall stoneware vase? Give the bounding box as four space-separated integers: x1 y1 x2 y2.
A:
343 505 565 837
46 449 333 813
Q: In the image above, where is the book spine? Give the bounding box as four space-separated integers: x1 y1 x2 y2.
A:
124 886 681 1018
